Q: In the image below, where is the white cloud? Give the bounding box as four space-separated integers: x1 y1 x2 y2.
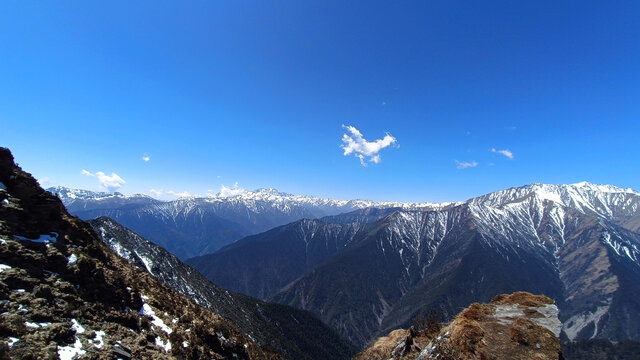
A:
82 170 125 192
455 160 478 169
142 154 151 162
149 189 164 197
148 189 193 200
170 190 192 197
218 182 247 198
340 125 397 166
37 177 53 186
490 148 514 159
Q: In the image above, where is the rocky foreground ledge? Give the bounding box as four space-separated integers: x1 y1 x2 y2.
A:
356 291 563 360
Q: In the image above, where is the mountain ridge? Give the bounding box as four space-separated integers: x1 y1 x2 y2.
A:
189 181 640 347
0 147 282 359
88 216 356 360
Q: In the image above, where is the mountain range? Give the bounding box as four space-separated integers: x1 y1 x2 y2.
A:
4 144 640 358
48 186 450 259
188 182 640 347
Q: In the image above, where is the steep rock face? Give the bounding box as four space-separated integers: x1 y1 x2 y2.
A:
356 292 563 360
89 217 356 360
49 186 451 259
0 148 279 359
191 182 640 347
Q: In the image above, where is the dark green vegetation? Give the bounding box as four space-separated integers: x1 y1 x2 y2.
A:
562 339 640 360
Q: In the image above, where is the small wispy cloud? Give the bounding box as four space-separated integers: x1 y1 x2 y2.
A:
490 148 514 160
142 154 151 162
37 177 53 186
341 125 397 166
218 182 246 197
149 189 163 197
149 189 193 200
82 170 125 192
455 160 478 169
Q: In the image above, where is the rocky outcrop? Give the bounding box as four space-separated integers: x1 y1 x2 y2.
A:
0 148 280 359
356 292 563 360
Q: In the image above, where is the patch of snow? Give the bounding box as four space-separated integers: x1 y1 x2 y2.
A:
563 301 611 340
92 330 106 348
155 337 172 352
67 254 78 266
26 321 51 328
71 319 85 334
182 341 189 348
137 254 154 274
0 264 11 273
2 199 8 205
107 238 133 261
8 337 18 348
0 238 6 245
532 184 563 204
58 337 86 360
140 304 173 334
172 317 179 324
14 289 26 293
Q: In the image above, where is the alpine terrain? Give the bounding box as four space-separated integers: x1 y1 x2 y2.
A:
355 292 563 360
189 181 640 347
0 147 282 359
88 216 356 360
49 187 450 259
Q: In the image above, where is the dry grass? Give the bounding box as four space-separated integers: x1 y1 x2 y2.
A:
459 303 495 321
450 319 486 354
353 329 408 360
491 291 554 307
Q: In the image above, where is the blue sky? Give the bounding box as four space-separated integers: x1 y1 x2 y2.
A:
1 1 639 202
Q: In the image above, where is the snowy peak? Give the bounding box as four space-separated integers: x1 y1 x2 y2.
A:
468 182 639 218
48 186 153 202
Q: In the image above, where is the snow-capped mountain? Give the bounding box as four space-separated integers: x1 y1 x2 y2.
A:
189 182 640 347
47 186 454 259
47 186 160 213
